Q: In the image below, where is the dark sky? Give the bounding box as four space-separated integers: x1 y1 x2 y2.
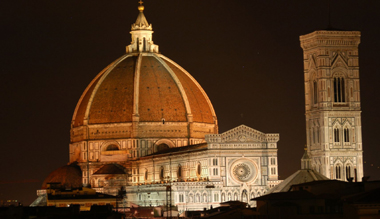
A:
1 0 380 205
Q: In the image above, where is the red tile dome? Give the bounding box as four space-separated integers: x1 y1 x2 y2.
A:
42 163 82 189
70 54 218 143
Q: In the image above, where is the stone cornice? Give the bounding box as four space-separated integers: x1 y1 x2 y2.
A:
300 31 360 50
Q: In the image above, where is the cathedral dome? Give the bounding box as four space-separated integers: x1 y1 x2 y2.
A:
70 5 217 144
72 54 216 127
41 163 82 189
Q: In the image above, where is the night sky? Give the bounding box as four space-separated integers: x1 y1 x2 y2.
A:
1 0 380 205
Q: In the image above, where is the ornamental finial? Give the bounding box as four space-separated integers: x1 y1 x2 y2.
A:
138 0 144 12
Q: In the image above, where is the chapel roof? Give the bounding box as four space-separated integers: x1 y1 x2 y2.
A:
93 163 126 175
268 169 329 193
41 163 82 189
142 143 208 157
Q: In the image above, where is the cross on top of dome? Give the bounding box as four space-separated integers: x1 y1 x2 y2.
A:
138 0 144 12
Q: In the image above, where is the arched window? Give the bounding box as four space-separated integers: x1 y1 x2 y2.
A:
317 127 320 143
197 163 202 176
203 194 207 202
160 166 164 180
242 190 248 203
344 128 350 142
313 80 318 104
234 193 238 200
143 37 146 51
334 76 345 102
189 194 193 203
196 194 200 203
157 143 169 152
346 165 352 179
228 193 231 201
251 193 255 199
136 37 140 51
335 165 342 179
334 128 340 143
177 165 182 179
221 193 225 202
179 194 184 203
144 169 148 181
106 144 119 151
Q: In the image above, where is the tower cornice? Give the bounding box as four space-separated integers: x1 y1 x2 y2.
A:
300 31 361 50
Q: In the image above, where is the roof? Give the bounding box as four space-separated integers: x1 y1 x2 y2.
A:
71 54 217 140
93 164 126 175
132 11 151 30
268 169 329 193
254 190 316 201
342 187 380 204
42 163 82 189
48 192 116 201
143 143 208 157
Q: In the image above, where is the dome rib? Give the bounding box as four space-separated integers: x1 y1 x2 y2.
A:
132 53 142 120
72 61 116 127
84 54 134 124
159 55 217 124
152 53 192 121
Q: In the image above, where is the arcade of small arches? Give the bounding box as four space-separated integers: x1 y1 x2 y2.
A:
176 189 267 205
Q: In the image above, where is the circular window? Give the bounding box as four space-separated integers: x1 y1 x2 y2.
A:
230 159 257 183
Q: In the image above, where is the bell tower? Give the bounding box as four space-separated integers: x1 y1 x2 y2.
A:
300 30 363 181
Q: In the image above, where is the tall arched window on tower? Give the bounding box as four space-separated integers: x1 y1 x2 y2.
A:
346 165 352 179
317 127 320 143
344 128 350 143
335 165 342 179
334 128 340 143
313 80 318 104
334 76 345 103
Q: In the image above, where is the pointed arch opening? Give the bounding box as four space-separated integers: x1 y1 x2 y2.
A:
333 74 346 103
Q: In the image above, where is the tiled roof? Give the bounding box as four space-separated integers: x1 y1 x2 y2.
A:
143 143 208 157
268 169 329 193
71 53 217 139
42 163 82 189
93 164 126 175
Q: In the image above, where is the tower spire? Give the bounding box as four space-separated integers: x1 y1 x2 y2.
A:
126 1 159 53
